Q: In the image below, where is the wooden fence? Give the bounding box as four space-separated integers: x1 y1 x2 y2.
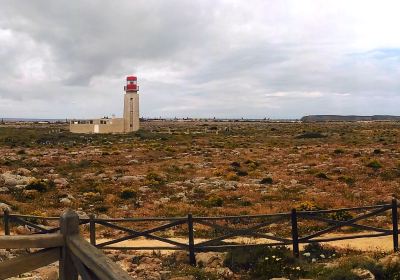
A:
0 209 131 279
2 199 399 266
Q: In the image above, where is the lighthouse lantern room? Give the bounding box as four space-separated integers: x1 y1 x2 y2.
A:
125 76 138 92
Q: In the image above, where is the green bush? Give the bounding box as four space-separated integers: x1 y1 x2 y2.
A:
120 188 137 199
206 196 224 207
146 172 166 187
315 172 329 179
338 176 356 186
329 210 353 221
25 179 49 193
224 246 304 279
260 177 273 184
366 160 383 169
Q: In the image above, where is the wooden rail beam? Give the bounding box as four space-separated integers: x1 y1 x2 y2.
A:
0 248 60 280
68 235 132 280
0 233 63 249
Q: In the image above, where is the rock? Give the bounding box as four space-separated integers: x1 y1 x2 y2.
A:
351 268 375 280
173 251 190 264
54 178 68 187
159 197 170 204
128 159 139 164
205 267 234 279
17 168 32 176
196 252 224 268
1 172 34 187
0 187 9 193
379 253 400 269
118 176 139 183
22 189 39 199
15 225 30 235
0 202 11 212
41 267 58 280
139 186 150 192
59 197 72 205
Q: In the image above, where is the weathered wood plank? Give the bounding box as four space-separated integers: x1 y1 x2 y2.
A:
59 209 79 280
0 248 60 280
0 233 63 249
68 235 132 280
95 220 187 249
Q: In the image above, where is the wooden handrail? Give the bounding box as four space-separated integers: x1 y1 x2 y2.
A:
0 233 63 249
0 248 60 280
68 234 131 280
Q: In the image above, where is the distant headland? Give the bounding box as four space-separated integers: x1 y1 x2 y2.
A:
301 115 400 122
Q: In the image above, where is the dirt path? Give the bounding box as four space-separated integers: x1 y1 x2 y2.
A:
97 233 397 253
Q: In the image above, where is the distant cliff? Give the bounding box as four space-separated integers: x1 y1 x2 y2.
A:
301 115 400 122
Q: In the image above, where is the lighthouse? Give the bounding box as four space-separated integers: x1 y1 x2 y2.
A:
123 76 140 132
69 75 141 134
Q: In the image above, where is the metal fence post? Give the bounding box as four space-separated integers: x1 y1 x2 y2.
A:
59 209 79 280
4 209 10 236
291 208 300 258
89 214 96 246
392 198 398 252
187 213 196 266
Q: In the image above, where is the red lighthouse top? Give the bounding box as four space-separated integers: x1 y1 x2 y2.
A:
125 76 138 92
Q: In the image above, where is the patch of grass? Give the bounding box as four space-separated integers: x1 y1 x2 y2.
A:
366 160 383 169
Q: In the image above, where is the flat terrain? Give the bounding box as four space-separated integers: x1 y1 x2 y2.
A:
0 121 399 224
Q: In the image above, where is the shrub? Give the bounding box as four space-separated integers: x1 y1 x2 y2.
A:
260 177 273 184
206 196 224 207
224 246 304 279
25 179 49 193
302 243 338 262
146 172 166 187
120 188 137 199
338 176 356 186
329 210 353 221
236 170 248 176
226 172 239 181
333 148 345 154
366 160 383 169
16 149 26 155
297 201 320 211
315 172 329 179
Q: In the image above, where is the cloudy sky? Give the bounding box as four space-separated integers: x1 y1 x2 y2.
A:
0 0 400 119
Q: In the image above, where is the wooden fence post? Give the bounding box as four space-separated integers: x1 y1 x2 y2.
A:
392 198 398 252
89 214 96 246
59 209 79 280
291 208 300 258
4 209 10 236
187 213 196 266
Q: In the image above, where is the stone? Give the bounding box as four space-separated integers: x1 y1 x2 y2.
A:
1 172 34 187
170 277 195 280
41 267 59 280
139 186 150 192
15 225 30 235
379 253 400 269
118 176 139 183
351 268 375 280
54 178 68 187
0 187 9 193
196 252 224 268
59 197 72 205
173 251 190 264
17 168 32 176
0 202 11 212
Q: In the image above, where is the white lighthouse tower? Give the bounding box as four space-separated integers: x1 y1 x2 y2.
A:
69 75 140 134
123 76 140 132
